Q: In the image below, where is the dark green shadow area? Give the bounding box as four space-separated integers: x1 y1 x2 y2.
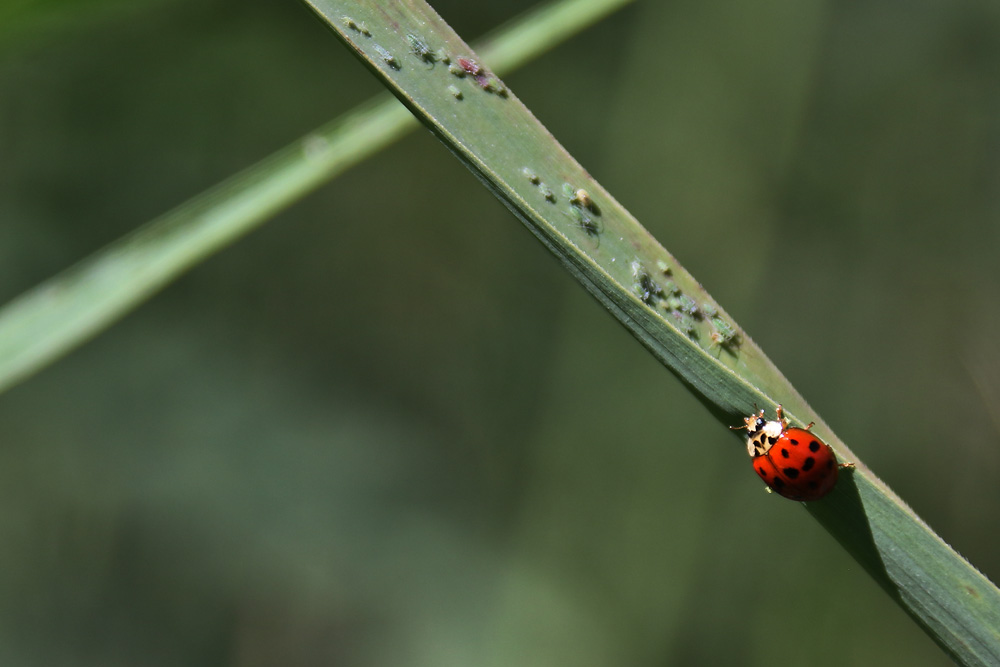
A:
808 469 1000 665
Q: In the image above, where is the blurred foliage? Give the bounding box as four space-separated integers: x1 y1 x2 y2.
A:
0 0 998 665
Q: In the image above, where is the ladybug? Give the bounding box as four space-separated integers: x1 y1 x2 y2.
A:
734 405 844 501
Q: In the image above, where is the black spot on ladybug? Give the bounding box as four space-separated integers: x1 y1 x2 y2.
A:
807 481 819 490
827 459 834 469
771 477 785 490
809 440 820 452
783 467 800 479
757 466 768 478
780 448 790 458
802 457 815 471
789 438 799 446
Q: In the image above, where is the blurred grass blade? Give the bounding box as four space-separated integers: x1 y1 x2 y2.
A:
0 0 634 395
302 1 1000 665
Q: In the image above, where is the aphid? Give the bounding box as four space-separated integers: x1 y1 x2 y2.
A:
710 316 740 349
630 261 663 305
570 206 602 240
570 188 594 210
448 62 466 77
373 45 400 70
448 85 463 100
656 260 672 276
701 302 718 318
340 16 370 36
435 48 451 65
733 406 849 501
477 76 507 96
676 293 700 317
407 33 436 65
566 187 599 214
672 311 697 336
540 184 556 202
522 167 541 184
457 57 482 76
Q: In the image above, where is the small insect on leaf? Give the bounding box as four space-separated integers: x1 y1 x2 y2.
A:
630 260 663 305
373 45 400 70
570 188 600 214
407 33 436 66
570 205 603 241
457 57 482 76
709 316 740 351
340 16 370 36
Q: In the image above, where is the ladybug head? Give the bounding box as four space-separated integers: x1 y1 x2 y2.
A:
739 408 786 458
742 409 767 434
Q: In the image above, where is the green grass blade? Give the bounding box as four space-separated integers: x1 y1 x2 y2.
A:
0 0 633 395
302 1 1000 664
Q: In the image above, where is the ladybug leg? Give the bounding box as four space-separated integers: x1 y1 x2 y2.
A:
775 404 790 430
804 421 815 431
839 461 856 470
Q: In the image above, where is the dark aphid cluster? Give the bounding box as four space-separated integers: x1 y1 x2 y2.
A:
624 253 742 349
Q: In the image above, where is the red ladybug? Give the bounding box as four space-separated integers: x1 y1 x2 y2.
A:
735 405 844 501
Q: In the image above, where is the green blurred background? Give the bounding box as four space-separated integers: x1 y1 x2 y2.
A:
2 0 999 664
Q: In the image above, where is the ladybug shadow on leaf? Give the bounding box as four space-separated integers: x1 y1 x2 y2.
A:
803 468 908 605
